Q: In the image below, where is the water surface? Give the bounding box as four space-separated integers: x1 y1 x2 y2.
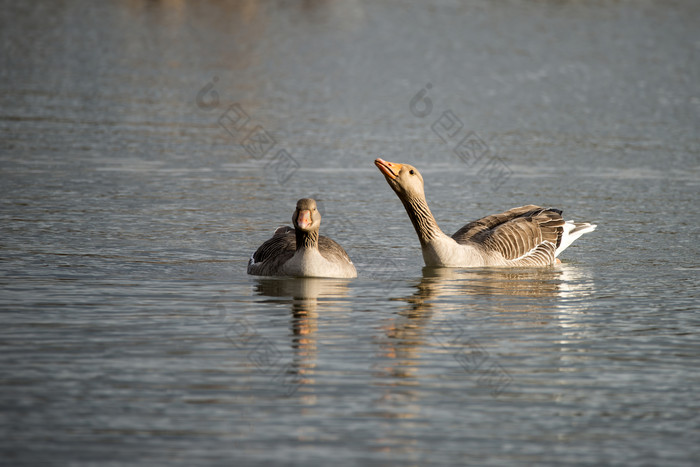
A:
1 1 699 465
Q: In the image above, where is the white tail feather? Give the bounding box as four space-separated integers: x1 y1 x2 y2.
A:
555 221 597 257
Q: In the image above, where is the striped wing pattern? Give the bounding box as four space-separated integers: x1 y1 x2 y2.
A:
248 228 296 275
451 205 565 266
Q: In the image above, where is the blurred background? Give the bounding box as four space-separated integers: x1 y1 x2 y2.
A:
1 1 699 465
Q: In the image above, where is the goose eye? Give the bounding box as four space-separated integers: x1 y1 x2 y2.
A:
409 170 415 175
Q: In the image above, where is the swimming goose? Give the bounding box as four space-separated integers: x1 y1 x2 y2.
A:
247 198 357 278
374 158 596 267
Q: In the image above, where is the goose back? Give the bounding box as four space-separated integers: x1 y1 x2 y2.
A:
451 205 566 266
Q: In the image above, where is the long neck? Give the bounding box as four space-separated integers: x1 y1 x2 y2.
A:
295 227 319 250
400 192 443 247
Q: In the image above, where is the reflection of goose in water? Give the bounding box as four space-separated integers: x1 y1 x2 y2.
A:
419 267 570 299
253 277 352 392
398 266 596 318
253 276 351 328
253 276 350 304
377 266 579 360
375 158 596 267
376 265 595 389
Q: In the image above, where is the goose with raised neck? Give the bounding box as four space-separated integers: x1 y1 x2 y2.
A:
374 158 596 267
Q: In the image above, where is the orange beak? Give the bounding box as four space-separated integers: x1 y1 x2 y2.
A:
297 210 312 229
374 158 403 180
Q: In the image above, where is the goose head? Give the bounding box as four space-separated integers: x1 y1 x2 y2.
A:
293 198 321 232
374 158 426 201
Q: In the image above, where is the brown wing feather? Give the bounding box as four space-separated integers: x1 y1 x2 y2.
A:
249 229 296 275
452 205 565 264
318 236 354 264
451 205 542 243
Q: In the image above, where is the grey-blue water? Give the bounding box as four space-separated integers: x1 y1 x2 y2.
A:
1 1 699 465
